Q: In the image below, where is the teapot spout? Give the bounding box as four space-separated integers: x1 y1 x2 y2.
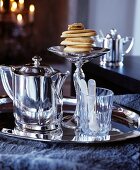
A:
94 30 104 47
0 66 13 100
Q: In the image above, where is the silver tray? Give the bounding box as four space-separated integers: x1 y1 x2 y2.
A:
0 97 140 143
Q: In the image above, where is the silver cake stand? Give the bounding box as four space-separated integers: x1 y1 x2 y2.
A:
48 46 109 129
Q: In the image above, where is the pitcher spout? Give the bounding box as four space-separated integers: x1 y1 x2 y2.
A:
56 71 70 94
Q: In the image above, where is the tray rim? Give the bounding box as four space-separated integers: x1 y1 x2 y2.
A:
0 97 140 144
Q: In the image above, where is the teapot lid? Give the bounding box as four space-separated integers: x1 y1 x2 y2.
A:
13 56 58 76
106 29 121 39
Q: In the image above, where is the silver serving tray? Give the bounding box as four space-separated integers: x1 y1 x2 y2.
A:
0 97 140 143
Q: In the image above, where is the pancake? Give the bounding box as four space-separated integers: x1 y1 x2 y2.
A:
64 45 93 53
61 32 96 38
61 37 94 46
62 29 96 34
68 23 85 30
60 23 96 53
61 41 92 46
65 37 94 43
61 29 96 38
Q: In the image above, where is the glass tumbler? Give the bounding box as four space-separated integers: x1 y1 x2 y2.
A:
79 87 114 137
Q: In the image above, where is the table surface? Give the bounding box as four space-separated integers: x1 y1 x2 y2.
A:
82 55 140 94
96 55 140 81
0 94 140 170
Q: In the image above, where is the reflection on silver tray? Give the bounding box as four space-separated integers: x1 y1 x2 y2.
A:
48 46 109 63
0 95 12 105
0 97 140 143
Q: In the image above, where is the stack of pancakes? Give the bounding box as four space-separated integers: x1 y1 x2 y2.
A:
60 23 96 53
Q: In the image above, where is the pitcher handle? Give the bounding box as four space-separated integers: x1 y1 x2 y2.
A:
0 66 13 100
124 37 134 54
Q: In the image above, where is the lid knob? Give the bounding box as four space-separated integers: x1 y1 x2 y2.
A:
106 28 121 39
32 56 42 67
110 28 117 37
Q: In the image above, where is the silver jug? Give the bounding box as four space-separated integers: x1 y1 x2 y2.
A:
102 29 134 67
0 56 69 131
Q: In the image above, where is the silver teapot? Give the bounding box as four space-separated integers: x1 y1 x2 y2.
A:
101 29 134 67
0 56 69 131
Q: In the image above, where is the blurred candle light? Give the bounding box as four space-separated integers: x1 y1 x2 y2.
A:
19 0 24 11
0 0 4 21
29 4 35 22
11 1 17 12
0 0 4 12
17 13 23 25
10 0 14 7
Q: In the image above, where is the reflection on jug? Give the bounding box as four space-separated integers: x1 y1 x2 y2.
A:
0 56 69 132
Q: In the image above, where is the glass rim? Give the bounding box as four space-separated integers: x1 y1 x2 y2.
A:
81 87 114 97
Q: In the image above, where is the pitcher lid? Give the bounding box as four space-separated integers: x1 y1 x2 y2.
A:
13 56 58 76
106 28 121 39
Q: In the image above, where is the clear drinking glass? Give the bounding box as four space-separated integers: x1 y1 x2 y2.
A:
79 87 114 137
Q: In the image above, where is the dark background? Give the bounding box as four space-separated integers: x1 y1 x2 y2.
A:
0 0 68 65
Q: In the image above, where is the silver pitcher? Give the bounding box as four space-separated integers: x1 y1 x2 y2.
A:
0 56 69 131
101 29 134 67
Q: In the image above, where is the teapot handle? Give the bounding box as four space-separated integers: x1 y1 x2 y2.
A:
124 37 134 54
0 66 13 100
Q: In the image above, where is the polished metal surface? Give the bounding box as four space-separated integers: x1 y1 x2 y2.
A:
0 57 69 131
0 95 12 104
102 29 134 67
0 97 140 143
48 46 110 63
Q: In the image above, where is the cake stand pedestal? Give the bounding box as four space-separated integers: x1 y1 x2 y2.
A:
48 46 109 129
